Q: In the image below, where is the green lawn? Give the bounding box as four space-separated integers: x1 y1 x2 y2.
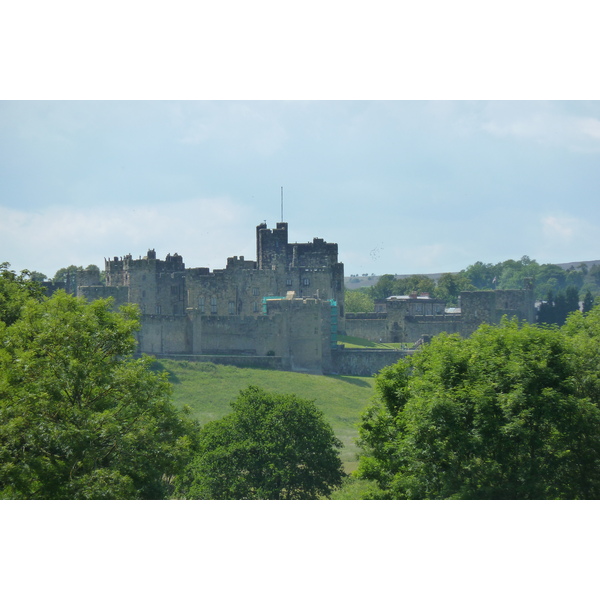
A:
155 359 376 473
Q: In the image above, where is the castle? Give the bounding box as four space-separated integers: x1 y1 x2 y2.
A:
78 223 345 373
76 222 535 376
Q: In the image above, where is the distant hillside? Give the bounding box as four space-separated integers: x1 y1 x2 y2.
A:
345 259 600 290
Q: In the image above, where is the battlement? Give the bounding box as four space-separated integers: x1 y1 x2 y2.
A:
226 255 257 270
104 251 186 286
256 222 339 270
256 222 289 269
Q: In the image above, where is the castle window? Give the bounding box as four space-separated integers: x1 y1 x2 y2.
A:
253 302 259 313
414 303 423 315
286 279 292 287
252 287 260 296
303 278 310 286
156 305 162 315
199 297 205 313
210 298 217 314
228 301 235 315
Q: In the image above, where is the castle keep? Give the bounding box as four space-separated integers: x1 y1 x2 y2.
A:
77 222 535 376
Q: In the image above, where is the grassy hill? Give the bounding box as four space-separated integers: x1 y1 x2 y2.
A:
154 359 376 473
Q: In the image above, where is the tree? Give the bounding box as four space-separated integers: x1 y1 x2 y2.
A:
583 290 595 313
497 256 541 292
565 285 581 315
0 290 198 499
461 261 502 289
0 263 46 326
27 271 48 282
368 274 398 300
394 275 436 297
356 316 600 499
589 264 600 288
176 386 345 499
435 272 473 304
566 268 585 290
345 289 375 313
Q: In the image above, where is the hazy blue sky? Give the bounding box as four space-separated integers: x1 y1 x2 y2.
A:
2 100 600 278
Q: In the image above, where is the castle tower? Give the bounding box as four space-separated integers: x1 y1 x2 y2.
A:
256 222 290 270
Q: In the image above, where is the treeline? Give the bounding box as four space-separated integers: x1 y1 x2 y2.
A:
346 256 598 325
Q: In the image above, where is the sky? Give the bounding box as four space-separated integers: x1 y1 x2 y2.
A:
2 100 600 279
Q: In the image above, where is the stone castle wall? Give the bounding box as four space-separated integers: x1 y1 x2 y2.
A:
331 348 412 377
345 288 535 344
344 314 388 340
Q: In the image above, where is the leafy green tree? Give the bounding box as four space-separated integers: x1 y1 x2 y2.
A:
393 275 436 297
345 289 375 313
27 271 48 282
554 290 568 324
537 292 555 325
566 268 585 290
565 285 580 314
0 290 198 499
461 261 502 289
590 265 600 288
368 274 398 300
436 272 473 304
538 287 581 326
0 263 46 326
176 386 345 499
357 316 600 499
583 290 595 313
535 263 567 291
497 256 540 291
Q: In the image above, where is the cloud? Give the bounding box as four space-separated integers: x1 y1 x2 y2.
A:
479 102 600 151
541 215 577 243
0 197 255 277
578 117 600 140
536 213 600 264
